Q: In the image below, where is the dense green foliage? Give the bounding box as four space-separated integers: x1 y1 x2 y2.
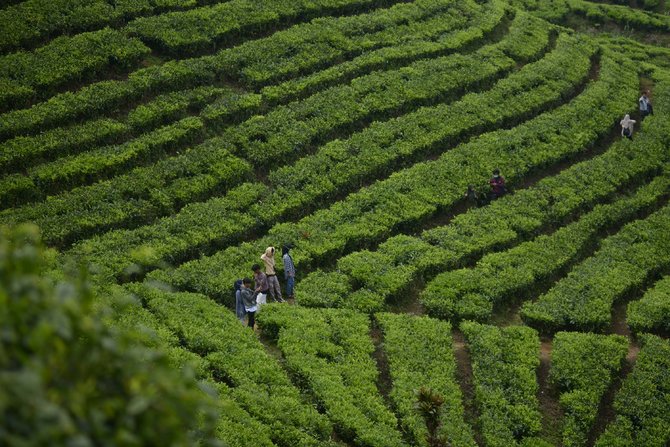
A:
0 226 219 446
551 332 628 446
3 0 670 444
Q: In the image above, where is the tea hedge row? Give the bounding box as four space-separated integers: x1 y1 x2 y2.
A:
0 0 481 140
550 332 629 447
0 118 129 176
230 0 495 87
565 0 670 32
460 322 547 447
0 0 201 53
295 48 637 312
0 85 228 177
127 283 334 447
37 26 522 254
125 0 411 55
258 305 406 446
99 286 284 447
594 334 670 447
0 117 204 208
0 144 251 248
512 0 670 31
627 275 670 333
129 32 592 294
0 0 510 244
520 203 670 332
259 0 514 104
224 36 519 170
0 28 150 110
376 313 476 447
422 173 670 322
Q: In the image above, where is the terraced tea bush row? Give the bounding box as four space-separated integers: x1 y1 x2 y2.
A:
260 0 516 104
550 332 629 447
231 0 497 87
376 313 476 447
100 286 286 447
627 275 670 333
258 305 406 446
422 173 670 322
0 117 204 208
223 38 519 169
520 203 670 332
594 334 670 447
0 0 493 142
79 32 589 285
16 20 521 243
125 0 413 55
0 0 511 244
565 0 670 32
0 85 229 176
0 144 250 248
460 322 547 447
0 118 130 175
295 50 638 312
0 28 150 110
0 0 202 53
127 283 334 447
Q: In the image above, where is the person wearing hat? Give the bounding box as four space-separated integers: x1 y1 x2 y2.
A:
282 245 296 300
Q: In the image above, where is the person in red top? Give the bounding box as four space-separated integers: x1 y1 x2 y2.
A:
489 169 506 199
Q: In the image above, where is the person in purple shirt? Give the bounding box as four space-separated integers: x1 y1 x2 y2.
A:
489 168 506 200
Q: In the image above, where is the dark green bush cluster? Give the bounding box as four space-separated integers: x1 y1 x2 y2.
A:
0 225 219 446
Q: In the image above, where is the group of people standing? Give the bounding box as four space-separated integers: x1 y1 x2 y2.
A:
620 90 654 140
235 245 296 328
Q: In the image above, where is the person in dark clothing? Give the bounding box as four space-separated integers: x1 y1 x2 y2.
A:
464 185 480 207
240 278 256 329
234 279 245 323
639 90 653 119
489 169 506 200
282 245 296 299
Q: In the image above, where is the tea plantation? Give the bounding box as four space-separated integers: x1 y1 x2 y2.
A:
1 0 670 445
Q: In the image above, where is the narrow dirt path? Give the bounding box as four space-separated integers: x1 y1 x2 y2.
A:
452 329 483 446
537 339 564 446
370 321 394 405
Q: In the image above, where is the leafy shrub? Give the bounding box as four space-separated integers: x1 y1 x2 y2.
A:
0 225 219 446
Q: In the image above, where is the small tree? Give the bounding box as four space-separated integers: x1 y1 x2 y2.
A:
416 386 451 447
0 225 221 446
